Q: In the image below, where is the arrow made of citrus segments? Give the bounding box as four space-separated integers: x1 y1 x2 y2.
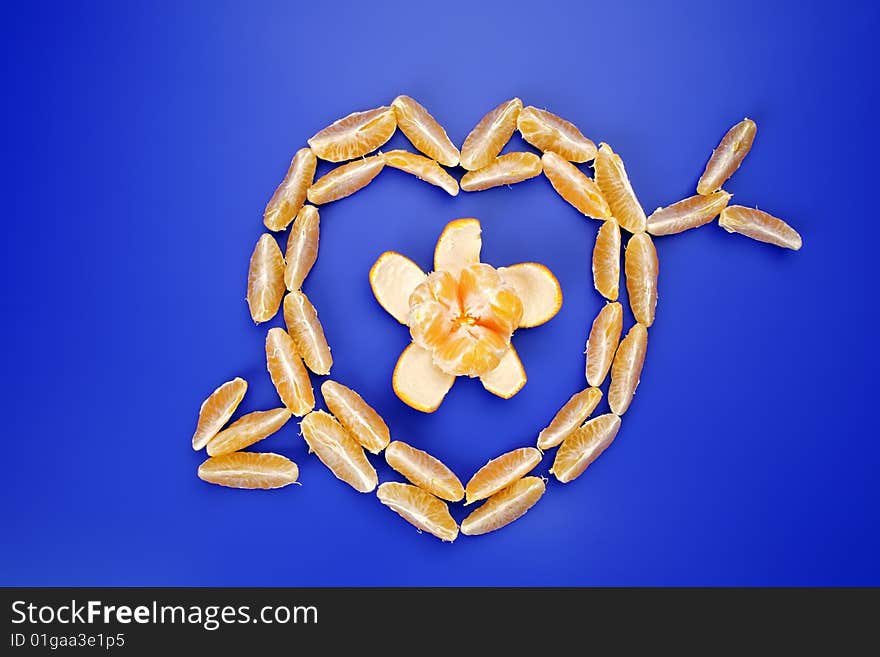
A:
190 96 803 542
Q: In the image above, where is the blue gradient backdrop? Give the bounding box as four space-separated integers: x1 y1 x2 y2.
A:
2 0 878 586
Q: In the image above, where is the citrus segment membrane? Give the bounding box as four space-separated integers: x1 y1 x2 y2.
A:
625 232 659 328
392 343 455 413
369 251 428 325
461 476 546 536
594 143 647 234
541 151 611 219
460 152 542 192
265 327 315 416
719 205 802 250
300 411 378 493
391 95 460 167
307 155 385 205
246 234 286 324
464 447 542 505
460 97 523 171
517 106 597 163
192 377 248 450
479 345 526 399
307 106 397 163
283 291 332 375
377 482 459 542
592 219 621 301
608 323 648 416
264 148 317 232
647 191 731 236
284 205 320 291
382 149 459 196
384 441 465 502
433 218 482 278
497 262 562 328
321 380 390 454
697 118 757 195
537 387 602 451
198 452 299 490
206 407 292 457
585 302 624 388
551 413 621 483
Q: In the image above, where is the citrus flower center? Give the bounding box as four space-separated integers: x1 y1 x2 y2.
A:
408 263 524 377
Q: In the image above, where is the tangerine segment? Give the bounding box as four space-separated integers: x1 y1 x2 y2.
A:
264 148 317 231
697 118 757 195
537 387 602 450
284 205 320 291
247 234 286 324
391 95 460 167
460 97 523 171
594 143 647 234
392 343 455 413
608 323 648 416
384 441 465 502
321 380 390 455
585 302 623 388
719 205 802 250
369 251 428 325
433 218 481 279
479 345 526 399
551 413 621 483
300 411 378 493
625 233 659 328
198 452 299 490
464 447 542 505
461 477 545 536
592 219 621 301
541 151 611 219
283 291 333 375
307 106 397 163
647 191 731 236
460 152 542 192
382 150 459 196
265 327 315 416
377 482 459 542
498 262 562 328
517 106 597 163
206 407 292 457
307 156 385 205
192 377 248 450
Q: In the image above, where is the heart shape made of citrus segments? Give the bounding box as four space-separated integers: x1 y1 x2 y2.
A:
192 95 802 542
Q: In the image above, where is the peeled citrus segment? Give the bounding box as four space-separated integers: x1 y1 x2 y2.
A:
198 452 299 490
247 234 286 324
300 410 378 493
307 155 385 205
192 377 248 450
206 407 292 457
458 264 524 338
517 106 597 162
460 97 523 171
284 205 320 291
697 118 757 195
433 218 481 278
541 151 611 219
377 482 459 542
384 440 464 502
382 149 459 196
585 302 623 388
283 291 332 375
461 476 545 536
307 106 397 163
392 343 455 413
497 262 562 328
265 327 315 416
480 345 526 399
592 219 621 301
608 323 648 416
464 447 542 505
537 387 602 450
264 148 317 231
551 413 621 483
369 251 427 325
321 380 390 454
594 143 646 234
391 95 460 167
719 205 802 250
625 232 659 327
647 191 731 236
460 152 542 192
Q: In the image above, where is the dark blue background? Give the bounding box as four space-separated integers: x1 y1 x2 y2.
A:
2 0 877 586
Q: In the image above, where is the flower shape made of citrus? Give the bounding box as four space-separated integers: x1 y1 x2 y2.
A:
370 218 563 412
